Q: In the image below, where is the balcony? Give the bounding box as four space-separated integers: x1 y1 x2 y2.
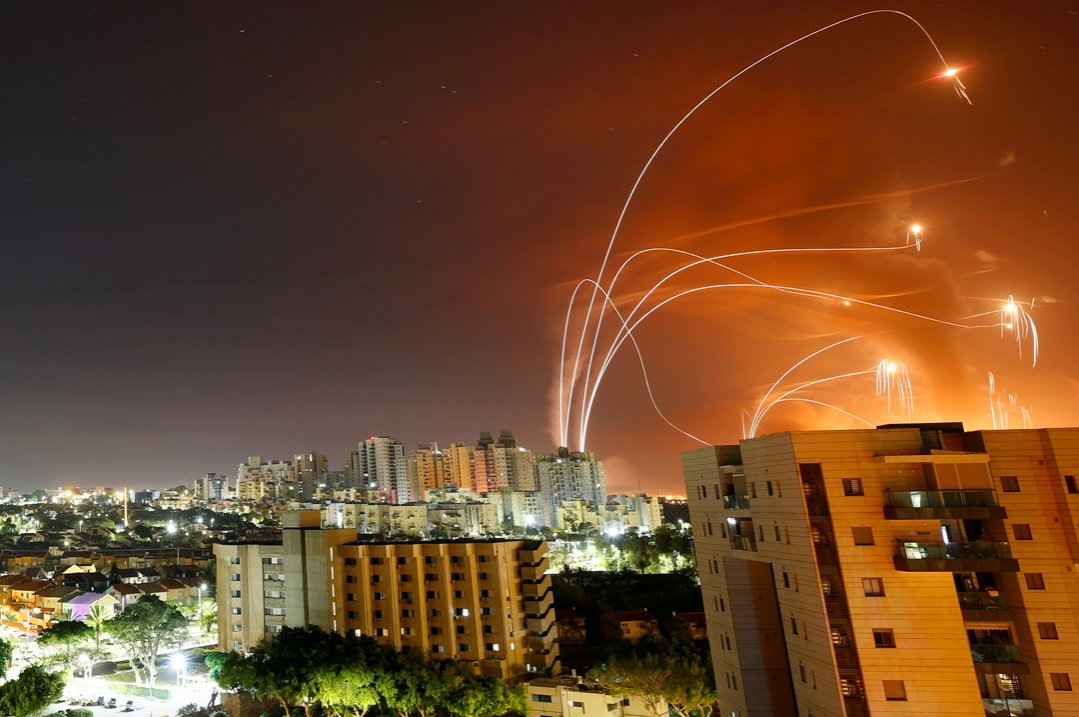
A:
893 541 1020 573
723 494 751 510
970 645 1029 675
883 489 1007 520
983 698 1035 717
957 593 1014 622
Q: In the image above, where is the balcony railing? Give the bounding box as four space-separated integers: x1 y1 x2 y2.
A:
899 541 1013 560
885 489 999 509
723 494 751 510
883 489 1007 519
983 698 1035 717
729 535 757 552
957 593 1010 612
971 644 1023 664
894 541 1020 572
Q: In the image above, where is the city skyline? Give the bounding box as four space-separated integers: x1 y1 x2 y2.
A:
1 3 1077 494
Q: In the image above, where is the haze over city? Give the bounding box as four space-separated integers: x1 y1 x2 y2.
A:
2 1 1077 493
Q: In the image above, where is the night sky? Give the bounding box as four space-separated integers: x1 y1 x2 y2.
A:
2 2 1077 493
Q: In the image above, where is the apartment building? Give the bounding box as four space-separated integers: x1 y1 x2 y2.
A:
533 449 607 526
214 509 559 682
684 424 1079 717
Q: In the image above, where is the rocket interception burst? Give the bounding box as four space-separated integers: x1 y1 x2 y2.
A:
557 11 1036 450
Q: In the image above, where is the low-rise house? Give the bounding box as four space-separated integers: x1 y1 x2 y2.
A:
63 591 119 620
555 609 588 646
155 579 189 604
10 580 51 607
671 611 708 639
527 676 662 717
108 583 143 610
34 584 81 613
601 610 658 644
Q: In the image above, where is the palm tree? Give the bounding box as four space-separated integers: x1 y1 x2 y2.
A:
85 604 110 649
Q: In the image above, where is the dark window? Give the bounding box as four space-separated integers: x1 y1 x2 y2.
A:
424 556 436 565
372 610 384 619
700 485 708 499
346 575 357 584
397 557 408 565
720 597 725 612
1001 476 1020 492
531 695 553 703
430 627 443 635
842 479 863 496
344 558 357 566
883 681 907 701
1038 622 1059 640
790 618 798 635
370 557 383 565
873 630 896 648
1026 573 1046 590
800 666 807 683
1051 674 1073 691
863 578 885 597
426 591 438 599
766 481 774 496
454 590 465 599
852 527 875 546
706 522 713 536
425 574 437 582
1013 524 1033 540
347 611 360 619
774 526 781 541
783 572 790 588
346 593 356 602
1067 476 1079 494
373 592 385 600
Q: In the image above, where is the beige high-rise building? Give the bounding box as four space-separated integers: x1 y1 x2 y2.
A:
295 451 329 501
237 457 296 501
442 442 476 491
214 510 559 682
409 444 447 497
475 430 534 493
684 423 1079 717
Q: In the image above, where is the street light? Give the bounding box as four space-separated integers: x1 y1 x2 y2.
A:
170 653 187 687
24 607 40 645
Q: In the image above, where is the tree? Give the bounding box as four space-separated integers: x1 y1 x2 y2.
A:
446 675 528 717
214 626 328 717
38 620 94 674
196 598 218 634
312 633 396 717
104 595 188 688
85 604 111 649
0 636 13 677
0 664 65 717
586 635 716 717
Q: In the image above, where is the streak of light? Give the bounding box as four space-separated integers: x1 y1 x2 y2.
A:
563 9 967 448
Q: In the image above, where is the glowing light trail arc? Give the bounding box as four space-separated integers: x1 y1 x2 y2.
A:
561 9 966 448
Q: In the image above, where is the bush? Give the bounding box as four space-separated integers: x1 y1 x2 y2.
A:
177 703 201 717
67 709 94 717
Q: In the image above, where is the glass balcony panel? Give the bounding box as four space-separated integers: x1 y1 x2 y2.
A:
957 593 1009 611
723 495 751 510
897 541 1013 561
885 489 1000 509
982 698 1035 717
970 645 1023 663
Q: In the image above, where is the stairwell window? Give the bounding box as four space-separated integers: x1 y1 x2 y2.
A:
1013 524 1033 540
842 479 863 496
1038 622 1059 640
1026 573 1046 590
873 629 896 648
1051 674 1073 691
1001 476 1020 492
1067 476 1079 494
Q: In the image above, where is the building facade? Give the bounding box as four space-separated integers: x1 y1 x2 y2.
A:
214 509 559 682
533 449 607 526
684 424 1079 717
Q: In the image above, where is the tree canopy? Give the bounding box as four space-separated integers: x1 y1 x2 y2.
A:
104 595 188 687
213 626 527 717
585 634 716 717
0 664 65 717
